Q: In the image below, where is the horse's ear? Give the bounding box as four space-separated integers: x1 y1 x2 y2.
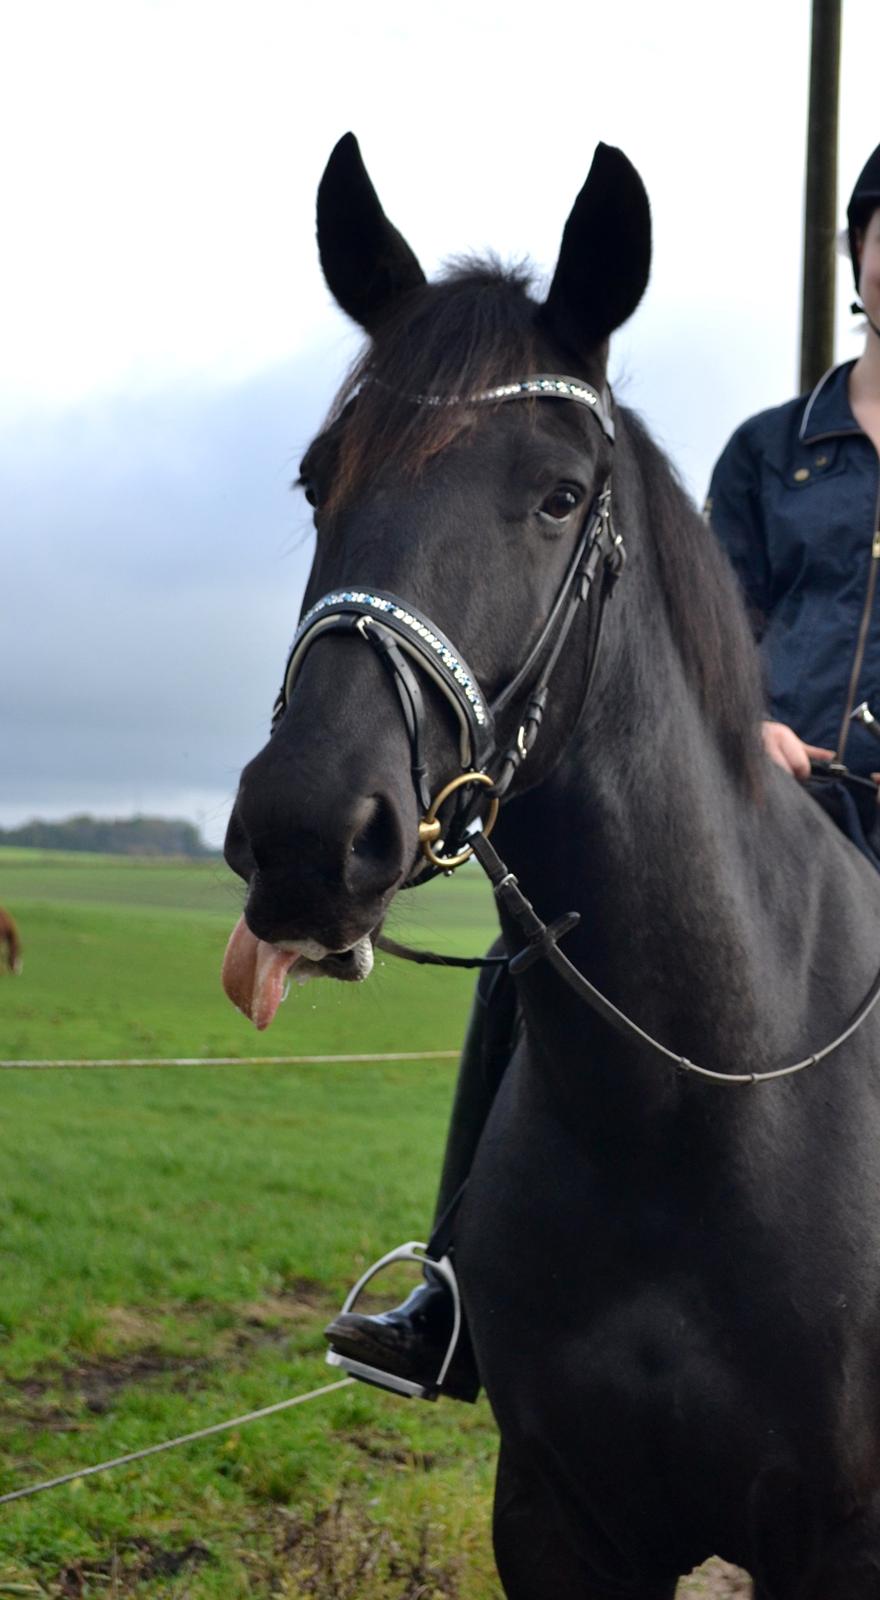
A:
538 143 651 359
316 133 426 333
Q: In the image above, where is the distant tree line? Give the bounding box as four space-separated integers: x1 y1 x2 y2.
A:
0 815 215 857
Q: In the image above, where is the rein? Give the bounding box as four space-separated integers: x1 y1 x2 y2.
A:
465 829 880 1087
380 806 880 1087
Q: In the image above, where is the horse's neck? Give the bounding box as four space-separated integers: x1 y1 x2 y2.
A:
493 652 871 1120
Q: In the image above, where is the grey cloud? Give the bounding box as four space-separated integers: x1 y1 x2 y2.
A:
4 356 344 829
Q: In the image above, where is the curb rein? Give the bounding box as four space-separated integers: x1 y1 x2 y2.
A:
273 375 880 1088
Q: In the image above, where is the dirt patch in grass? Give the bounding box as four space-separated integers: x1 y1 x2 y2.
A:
346 1429 439 1472
0 1400 88 1434
238 1280 333 1327
227 1285 335 1356
3 1287 333 1422
53 1537 213 1597
1 1348 210 1430
268 1496 461 1599
259 1507 750 1600
99 1307 159 1347
63 1349 210 1413
280 1276 331 1309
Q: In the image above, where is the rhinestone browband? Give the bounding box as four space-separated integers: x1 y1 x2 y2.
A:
407 375 614 442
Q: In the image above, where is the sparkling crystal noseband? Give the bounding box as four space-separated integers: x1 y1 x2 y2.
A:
277 589 492 771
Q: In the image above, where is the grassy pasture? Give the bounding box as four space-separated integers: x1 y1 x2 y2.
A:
0 850 494 1062
0 852 742 1598
0 851 501 1596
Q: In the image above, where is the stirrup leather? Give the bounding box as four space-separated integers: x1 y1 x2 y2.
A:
325 1240 462 1400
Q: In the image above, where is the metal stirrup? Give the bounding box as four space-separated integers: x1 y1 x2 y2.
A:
325 1242 462 1400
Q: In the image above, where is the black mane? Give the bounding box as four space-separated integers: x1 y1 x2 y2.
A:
622 408 765 791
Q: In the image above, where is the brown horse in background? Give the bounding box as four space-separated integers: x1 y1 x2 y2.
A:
0 906 22 974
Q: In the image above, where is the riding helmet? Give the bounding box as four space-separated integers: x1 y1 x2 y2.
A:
847 143 880 287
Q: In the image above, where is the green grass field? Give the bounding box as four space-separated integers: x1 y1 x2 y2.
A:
0 852 739 1599
0 851 502 1597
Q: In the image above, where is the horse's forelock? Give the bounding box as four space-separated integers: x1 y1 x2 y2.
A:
320 261 543 511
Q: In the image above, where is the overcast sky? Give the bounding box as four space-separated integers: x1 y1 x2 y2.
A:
3 0 877 848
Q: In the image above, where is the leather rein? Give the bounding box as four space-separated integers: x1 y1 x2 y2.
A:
273 373 880 1086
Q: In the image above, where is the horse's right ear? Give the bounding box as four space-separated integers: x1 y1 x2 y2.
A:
538 143 651 359
317 133 426 334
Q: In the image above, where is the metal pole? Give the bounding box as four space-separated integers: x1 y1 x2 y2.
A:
799 0 842 392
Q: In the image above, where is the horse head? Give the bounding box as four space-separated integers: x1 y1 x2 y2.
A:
222 134 651 1025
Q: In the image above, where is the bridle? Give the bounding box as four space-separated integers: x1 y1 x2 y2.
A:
270 371 880 1087
272 374 623 875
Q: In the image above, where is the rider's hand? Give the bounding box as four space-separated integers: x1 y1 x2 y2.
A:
761 720 834 780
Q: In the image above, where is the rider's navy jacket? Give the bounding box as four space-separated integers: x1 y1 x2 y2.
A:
707 361 880 777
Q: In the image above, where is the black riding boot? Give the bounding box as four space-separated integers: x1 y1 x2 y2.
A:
324 945 517 1399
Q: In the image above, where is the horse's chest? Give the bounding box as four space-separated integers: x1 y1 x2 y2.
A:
463 1112 845 1491
480 1274 771 1569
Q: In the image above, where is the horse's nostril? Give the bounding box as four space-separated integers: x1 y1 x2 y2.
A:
346 794 404 898
223 802 256 884
351 795 398 865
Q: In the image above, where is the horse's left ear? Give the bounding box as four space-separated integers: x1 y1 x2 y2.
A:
538 143 651 359
317 133 427 333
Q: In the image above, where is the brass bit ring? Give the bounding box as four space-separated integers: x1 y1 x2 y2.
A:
418 772 499 871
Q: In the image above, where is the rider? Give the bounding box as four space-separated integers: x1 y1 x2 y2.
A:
324 143 880 1397
706 141 880 813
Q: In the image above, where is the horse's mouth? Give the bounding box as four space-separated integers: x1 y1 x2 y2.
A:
317 945 374 982
221 915 375 1031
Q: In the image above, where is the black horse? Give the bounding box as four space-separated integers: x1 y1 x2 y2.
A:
223 135 880 1599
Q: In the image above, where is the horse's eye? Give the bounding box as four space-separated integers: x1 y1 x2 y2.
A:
301 481 319 509
540 486 582 521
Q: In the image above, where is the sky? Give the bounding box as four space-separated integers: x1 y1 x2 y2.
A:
2 0 877 849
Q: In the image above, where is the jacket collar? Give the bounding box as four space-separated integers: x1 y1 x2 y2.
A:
799 360 863 442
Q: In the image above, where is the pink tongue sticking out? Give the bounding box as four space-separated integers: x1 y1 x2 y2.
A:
221 915 301 1031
